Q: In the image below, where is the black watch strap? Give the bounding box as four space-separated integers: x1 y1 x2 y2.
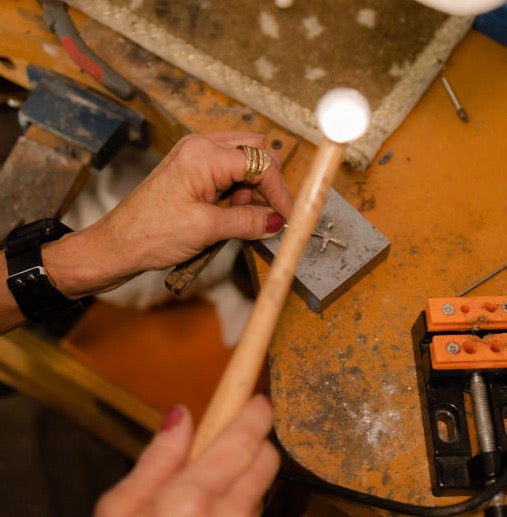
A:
5 219 89 323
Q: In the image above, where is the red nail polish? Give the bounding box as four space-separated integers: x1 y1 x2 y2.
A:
265 212 285 233
162 405 184 431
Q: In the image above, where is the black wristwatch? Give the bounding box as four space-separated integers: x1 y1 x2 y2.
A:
5 219 89 323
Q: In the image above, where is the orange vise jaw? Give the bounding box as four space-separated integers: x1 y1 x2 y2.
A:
426 296 507 333
426 296 507 370
430 333 507 370
411 295 507 496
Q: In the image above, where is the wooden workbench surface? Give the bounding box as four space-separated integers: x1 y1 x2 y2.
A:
266 29 507 509
1 1 506 511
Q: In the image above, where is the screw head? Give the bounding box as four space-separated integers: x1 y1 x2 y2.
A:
442 303 455 315
447 342 460 354
502 302 507 313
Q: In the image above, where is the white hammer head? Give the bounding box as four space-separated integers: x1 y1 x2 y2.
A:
316 88 371 144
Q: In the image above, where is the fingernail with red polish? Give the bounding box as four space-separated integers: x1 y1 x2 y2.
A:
162 405 184 431
265 212 285 234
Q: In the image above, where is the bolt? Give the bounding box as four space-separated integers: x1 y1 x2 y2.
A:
270 139 283 150
442 303 455 315
447 342 460 354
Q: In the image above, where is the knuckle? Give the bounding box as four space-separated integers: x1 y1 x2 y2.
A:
178 134 214 161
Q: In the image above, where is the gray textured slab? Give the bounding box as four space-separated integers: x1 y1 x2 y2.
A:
253 188 390 312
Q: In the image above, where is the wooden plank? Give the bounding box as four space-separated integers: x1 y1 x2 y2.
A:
0 333 157 457
0 328 163 432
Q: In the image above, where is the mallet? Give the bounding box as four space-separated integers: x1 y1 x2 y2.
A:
191 88 371 456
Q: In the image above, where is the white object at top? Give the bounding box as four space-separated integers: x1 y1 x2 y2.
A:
275 0 505 15
316 88 371 143
412 0 505 15
274 0 294 7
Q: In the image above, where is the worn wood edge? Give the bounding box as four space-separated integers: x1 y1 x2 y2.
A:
0 360 147 458
0 328 164 431
64 0 471 170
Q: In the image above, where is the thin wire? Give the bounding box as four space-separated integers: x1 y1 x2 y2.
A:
457 262 507 296
279 469 507 516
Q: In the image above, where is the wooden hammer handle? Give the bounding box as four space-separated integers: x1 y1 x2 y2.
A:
191 139 345 456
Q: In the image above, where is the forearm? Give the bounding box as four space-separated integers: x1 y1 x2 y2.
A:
41 222 135 299
0 223 136 335
0 131 292 335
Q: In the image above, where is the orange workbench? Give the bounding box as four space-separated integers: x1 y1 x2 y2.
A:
1 1 506 514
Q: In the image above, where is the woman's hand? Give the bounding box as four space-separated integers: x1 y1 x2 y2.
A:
42 131 293 299
94 395 280 517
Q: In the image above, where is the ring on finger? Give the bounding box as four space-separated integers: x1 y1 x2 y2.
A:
237 145 271 182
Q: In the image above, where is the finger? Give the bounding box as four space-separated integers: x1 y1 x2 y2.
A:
173 135 291 216
170 135 264 196
254 169 293 218
184 395 275 496
204 203 286 241
231 145 292 217
95 406 193 516
230 187 273 207
230 186 254 206
219 441 281 516
203 131 265 145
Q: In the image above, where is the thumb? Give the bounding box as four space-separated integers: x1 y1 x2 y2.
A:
95 405 193 516
210 204 286 241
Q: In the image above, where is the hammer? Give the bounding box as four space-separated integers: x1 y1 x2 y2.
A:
191 88 371 456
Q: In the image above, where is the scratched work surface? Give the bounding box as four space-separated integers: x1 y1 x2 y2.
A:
64 0 472 170
255 188 390 312
264 30 507 510
1 2 506 511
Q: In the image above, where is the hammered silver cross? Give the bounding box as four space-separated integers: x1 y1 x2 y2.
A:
311 222 347 253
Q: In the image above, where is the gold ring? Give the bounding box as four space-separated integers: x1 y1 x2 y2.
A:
237 145 271 181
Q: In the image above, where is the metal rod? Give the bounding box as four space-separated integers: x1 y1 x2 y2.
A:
470 372 496 453
470 372 505 508
457 262 507 296
441 76 469 123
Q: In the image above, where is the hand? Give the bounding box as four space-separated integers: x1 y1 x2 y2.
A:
94 395 280 517
93 131 292 269
42 131 293 298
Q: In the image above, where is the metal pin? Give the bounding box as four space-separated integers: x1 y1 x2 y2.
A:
441 76 469 123
457 262 507 296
